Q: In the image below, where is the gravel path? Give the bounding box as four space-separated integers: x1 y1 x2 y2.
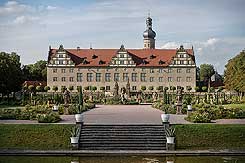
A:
0 105 244 124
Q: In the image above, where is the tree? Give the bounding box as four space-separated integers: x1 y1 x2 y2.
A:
156 86 163 91
100 86 105 91
186 86 192 92
0 52 22 98
170 86 176 94
91 86 97 91
202 86 207 92
148 86 154 90
44 86 50 92
141 86 146 91
22 60 47 81
200 64 215 92
36 86 42 92
195 86 199 92
61 86 66 93
52 86 58 92
224 50 245 97
68 86 74 92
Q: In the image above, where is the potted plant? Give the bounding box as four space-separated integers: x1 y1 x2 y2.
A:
74 105 83 123
165 126 175 144
70 126 80 144
186 95 192 111
53 103 59 111
161 105 170 122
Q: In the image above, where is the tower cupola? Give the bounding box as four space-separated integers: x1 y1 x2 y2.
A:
143 15 156 49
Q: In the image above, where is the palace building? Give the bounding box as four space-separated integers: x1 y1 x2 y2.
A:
47 16 196 93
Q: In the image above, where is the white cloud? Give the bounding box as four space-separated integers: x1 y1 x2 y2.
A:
161 42 192 49
203 38 219 47
13 15 39 24
0 1 31 16
46 5 57 11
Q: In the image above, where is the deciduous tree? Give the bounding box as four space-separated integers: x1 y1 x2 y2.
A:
224 50 245 98
200 64 215 92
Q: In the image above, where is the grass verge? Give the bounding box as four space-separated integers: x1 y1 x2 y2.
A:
175 124 245 150
0 124 74 150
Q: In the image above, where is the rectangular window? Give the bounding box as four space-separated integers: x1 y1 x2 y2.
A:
186 77 192 82
180 60 184 64
186 68 191 73
131 73 137 82
59 54 63 58
114 73 120 81
120 54 124 58
177 68 181 73
53 68 57 73
177 77 181 82
61 77 66 82
69 68 74 73
105 73 111 82
150 69 154 73
87 73 93 82
159 68 163 73
168 68 172 73
168 77 173 82
59 60 63 65
53 77 57 81
132 86 137 90
69 77 74 82
119 60 124 65
159 77 163 82
96 73 101 82
123 73 128 82
140 73 146 82
150 77 154 82
61 68 66 73
106 86 110 90
77 73 82 82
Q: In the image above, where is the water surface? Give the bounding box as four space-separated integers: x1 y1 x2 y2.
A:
0 156 244 163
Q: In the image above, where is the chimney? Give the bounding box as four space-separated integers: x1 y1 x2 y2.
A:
77 47 80 51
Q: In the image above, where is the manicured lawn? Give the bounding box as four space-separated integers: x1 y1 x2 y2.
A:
175 124 245 150
1 124 245 150
0 124 74 150
223 103 245 110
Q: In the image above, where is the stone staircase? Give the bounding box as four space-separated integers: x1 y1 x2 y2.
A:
79 124 167 150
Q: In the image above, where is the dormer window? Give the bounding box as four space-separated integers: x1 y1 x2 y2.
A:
99 60 105 65
150 54 155 59
92 54 97 59
142 60 147 65
83 59 89 65
159 60 165 65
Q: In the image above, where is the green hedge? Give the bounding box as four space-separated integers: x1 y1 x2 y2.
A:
0 124 74 150
175 124 245 150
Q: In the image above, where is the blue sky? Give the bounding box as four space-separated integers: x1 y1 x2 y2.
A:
0 0 244 74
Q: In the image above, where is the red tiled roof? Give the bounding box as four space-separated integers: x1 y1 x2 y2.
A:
48 48 194 67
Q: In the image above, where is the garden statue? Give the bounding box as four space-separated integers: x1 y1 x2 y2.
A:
120 87 127 102
126 78 130 98
114 81 119 96
176 88 183 114
63 89 70 105
153 92 158 102
63 89 70 114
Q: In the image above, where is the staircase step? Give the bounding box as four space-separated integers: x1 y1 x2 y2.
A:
78 124 167 150
80 147 166 150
